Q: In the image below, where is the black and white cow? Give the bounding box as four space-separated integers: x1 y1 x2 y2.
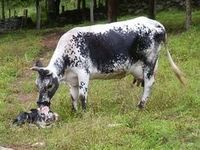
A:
31 17 184 110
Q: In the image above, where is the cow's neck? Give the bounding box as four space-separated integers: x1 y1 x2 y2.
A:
48 54 66 80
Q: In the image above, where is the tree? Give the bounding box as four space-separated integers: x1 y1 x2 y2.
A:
81 0 86 20
82 0 86 9
149 0 156 19
77 0 81 10
90 0 94 23
107 0 118 23
45 0 48 18
47 0 60 23
94 0 97 9
55 0 60 15
98 0 103 8
185 0 192 30
36 0 41 29
1 0 5 21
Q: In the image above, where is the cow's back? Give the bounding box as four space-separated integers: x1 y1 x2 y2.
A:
51 17 166 76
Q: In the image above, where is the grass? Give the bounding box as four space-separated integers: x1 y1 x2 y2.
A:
0 10 200 149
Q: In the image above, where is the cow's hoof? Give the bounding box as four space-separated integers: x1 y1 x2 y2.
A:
137 101 145 109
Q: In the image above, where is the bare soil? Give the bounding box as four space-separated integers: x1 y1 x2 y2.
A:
41 31 64 50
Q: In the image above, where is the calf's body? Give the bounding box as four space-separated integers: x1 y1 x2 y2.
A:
32 17 182 110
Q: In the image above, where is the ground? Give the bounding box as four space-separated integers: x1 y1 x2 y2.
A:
0 10 200 150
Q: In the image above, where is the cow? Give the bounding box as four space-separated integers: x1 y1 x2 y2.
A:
31 17 185 111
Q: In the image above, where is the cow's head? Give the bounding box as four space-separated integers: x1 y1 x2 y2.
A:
31 61 59 107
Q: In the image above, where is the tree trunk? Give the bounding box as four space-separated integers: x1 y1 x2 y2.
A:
107 0 118 23
55 0 60 15
94 0 97 9
149 0 156 19
61 5 65 13
105 0 108 9
23 9 28 26
1 0 5 21
82 0 86 9
45 0 48 20
48 0 54 22
98 0 102 8
77 0 81 10
14 10 17 17
48 0 60 23
90 0 94 23
185 0 192 30
8 9 11 18
82 0 86 20
36 0 41 30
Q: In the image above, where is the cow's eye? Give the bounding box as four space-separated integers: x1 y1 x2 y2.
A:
47 84 53 89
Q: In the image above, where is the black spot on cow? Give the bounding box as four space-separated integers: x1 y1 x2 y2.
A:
154 31 165 43
54 55 71 76
84 30 137 72
71 27 159 73
79 81 85 89
79 95 86 110
48 77 59 98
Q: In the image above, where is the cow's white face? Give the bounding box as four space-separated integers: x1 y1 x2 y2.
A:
31 62 59 107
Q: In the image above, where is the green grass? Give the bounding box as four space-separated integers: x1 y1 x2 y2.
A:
0 10 200 149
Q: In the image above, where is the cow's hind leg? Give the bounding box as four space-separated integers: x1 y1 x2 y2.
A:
137 41 161 109
70 85 79 111
77 70 90 111
138 66 155 109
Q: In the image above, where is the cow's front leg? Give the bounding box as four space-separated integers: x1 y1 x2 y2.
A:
78 71 90 111
138 66 155 109
70 85 79 111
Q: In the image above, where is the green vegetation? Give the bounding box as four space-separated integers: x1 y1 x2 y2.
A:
0 10 199 149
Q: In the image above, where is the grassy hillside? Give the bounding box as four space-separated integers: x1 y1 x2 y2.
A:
0 10 199 150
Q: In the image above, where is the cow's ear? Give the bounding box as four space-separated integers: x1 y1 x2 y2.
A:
31 67 52 76
30 66 42 72
30 60 44 72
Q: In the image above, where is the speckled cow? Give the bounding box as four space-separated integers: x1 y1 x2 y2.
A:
31 17 184 110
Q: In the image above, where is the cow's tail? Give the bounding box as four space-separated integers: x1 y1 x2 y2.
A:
164 33 186 85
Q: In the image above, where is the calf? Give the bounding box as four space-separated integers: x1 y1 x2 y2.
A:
31 17 184 110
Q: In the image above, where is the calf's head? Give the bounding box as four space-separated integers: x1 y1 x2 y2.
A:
31 61 59 107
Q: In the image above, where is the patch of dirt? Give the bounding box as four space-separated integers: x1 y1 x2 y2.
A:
39 31 65 65
41 31 65 50
14 93 37 103
7 78 37 104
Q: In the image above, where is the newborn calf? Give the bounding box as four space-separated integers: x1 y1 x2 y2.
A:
13 106 58 128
